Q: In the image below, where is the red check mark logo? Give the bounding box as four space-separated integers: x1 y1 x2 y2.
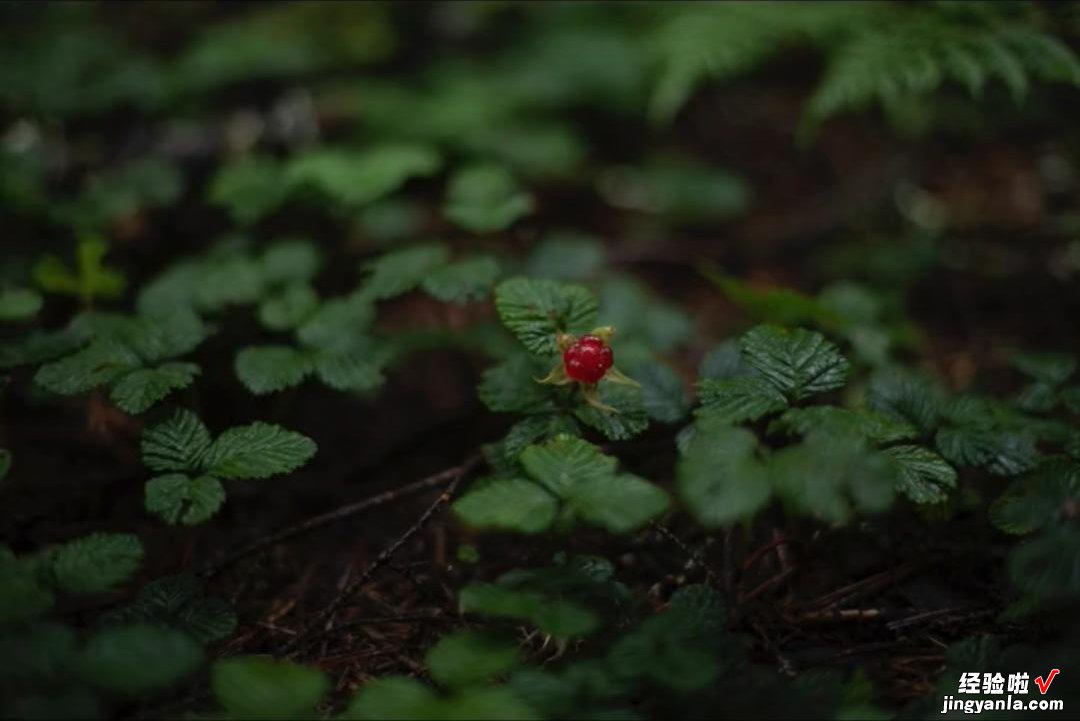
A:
1034 669 1060 695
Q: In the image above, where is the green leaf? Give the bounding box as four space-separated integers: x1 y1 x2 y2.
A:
313 346 386 393
202 422 317 480
936 427 1039 476
1016 381 1058 412
212 656 328 719
360 243 451 300
209 155 289 225
0 622 77 681
0 552 54 624
426 631 521 688
867 367 943 434
739 325 849 400
568 473 669 534
495 277 598 356
296 293 375 348
636 363 689 423
708 271 825 327
421 256 500 304
79 623 202 696
35 337 142 396
110 362 200 414
142 409 213 473
520 436 616 499
258 283 319 330
499 415 581 466
235 345 312 395
145 474 225 525
1007 525 1080 601
444 164 534 233
50 533 143 595
598 276 695 354
0 287 42 321
526 232 606 281
882 445 957 504
122 309 209 363
769 406 918 444
34 237 126 302
175 596 237 644
260 239 321 286
1010 352 1077 385
990 459 1080 535
573 382 650 441
478 354 560 414
285 144 441 207
770 433 896 524
459 584 599 638
698 339 749 380
696 376 788 424
678 420 770 527
453 478 558 534
343 677 439 720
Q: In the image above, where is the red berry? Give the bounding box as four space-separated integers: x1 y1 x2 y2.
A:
563 334 613 383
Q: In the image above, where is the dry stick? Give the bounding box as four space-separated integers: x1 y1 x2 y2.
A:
650 522 718 584
283 460 476 655
201 454 480 580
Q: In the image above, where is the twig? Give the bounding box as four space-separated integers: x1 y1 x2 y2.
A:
739 566 797 604
283 458 476 654
650 522 717 583
798 561 921 612
201 455 480 579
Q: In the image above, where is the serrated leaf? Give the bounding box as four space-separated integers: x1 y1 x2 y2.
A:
1010 352 1076 385
421 255 500 304
209 155 289 225
444 164 534 233
478 354 560 414
235 345 312 395
573 381 650 441
202 422 316 480
145 474 225 525
361 243 450 300
79 623 202 696
698 339 749 381
50 533 143 595
1007 525 1080 601
34 237 126 302
459 584 598 638
286 144 441 208
212 657 328 719
636 363 689 423
110 362 200 414
426 631 521 688
259 240 321 286
739 325 849 400
568 473 669 533
312 342 387 393
499 415 581 466
769 406 918 444
343 677 439 721
990 459 1080 535
0 622 77 681
0 553 54 624
176 596 237 644
936 427 1040 476
1016 381 1058 412
882 445 957 504
0 287 42 321
495 277 598 356
296 293 375 348
453 478 558 534
770 433 896 524
526 232 606 281
258 283 319 330
678 420 770 527
122 309 209 363
520 436 616 499
696 376 788 424
867 367 943 434
142 409 212 473
34 337 142 396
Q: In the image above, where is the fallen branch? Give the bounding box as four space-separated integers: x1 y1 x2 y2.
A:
202 454 481 579
283 456 478 654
